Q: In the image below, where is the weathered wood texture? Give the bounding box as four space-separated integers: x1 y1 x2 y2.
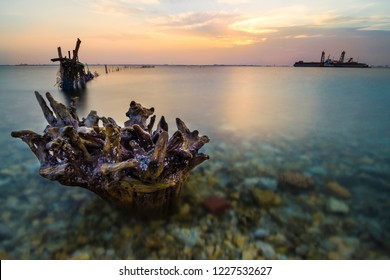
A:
11 92 210 218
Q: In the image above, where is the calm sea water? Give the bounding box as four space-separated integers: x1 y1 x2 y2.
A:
0 65 389 259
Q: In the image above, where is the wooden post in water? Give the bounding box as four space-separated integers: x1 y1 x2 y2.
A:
105 65 108 74
57 47 63 59
72 38 81 63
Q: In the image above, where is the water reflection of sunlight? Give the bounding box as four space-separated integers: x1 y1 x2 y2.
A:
217 69 320 139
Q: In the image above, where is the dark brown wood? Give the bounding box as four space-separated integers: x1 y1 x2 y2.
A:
11 93 210 218
72 38 81 62
57 47 62 59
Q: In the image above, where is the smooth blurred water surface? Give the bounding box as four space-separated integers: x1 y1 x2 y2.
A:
2 65 389 144
0 65 389 259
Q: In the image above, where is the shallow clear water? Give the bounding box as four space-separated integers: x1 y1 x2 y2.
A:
0 65 389 259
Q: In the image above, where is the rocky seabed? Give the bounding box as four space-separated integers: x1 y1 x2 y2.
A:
0 132 389 259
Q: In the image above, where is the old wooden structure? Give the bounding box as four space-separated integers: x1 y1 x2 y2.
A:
51 38 94 90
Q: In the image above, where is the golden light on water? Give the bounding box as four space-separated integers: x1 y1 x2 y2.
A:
215 68 321 138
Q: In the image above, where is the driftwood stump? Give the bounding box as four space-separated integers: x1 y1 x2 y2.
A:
11 92 209 218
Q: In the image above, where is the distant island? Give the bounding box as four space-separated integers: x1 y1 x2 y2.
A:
13 63 54 66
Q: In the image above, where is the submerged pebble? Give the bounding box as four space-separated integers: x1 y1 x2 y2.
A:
278 172 315 191
253 228 270 239
255 241 275 259
327 236 360 259
326 198 350 214
251 189 282 208
172 227 201 247
202 196 230 214
259 177 278 191
326 182 351 198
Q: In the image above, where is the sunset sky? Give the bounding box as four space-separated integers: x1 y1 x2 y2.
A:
1 0 390 65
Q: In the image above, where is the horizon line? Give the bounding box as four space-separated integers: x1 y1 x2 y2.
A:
2 63 390 67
